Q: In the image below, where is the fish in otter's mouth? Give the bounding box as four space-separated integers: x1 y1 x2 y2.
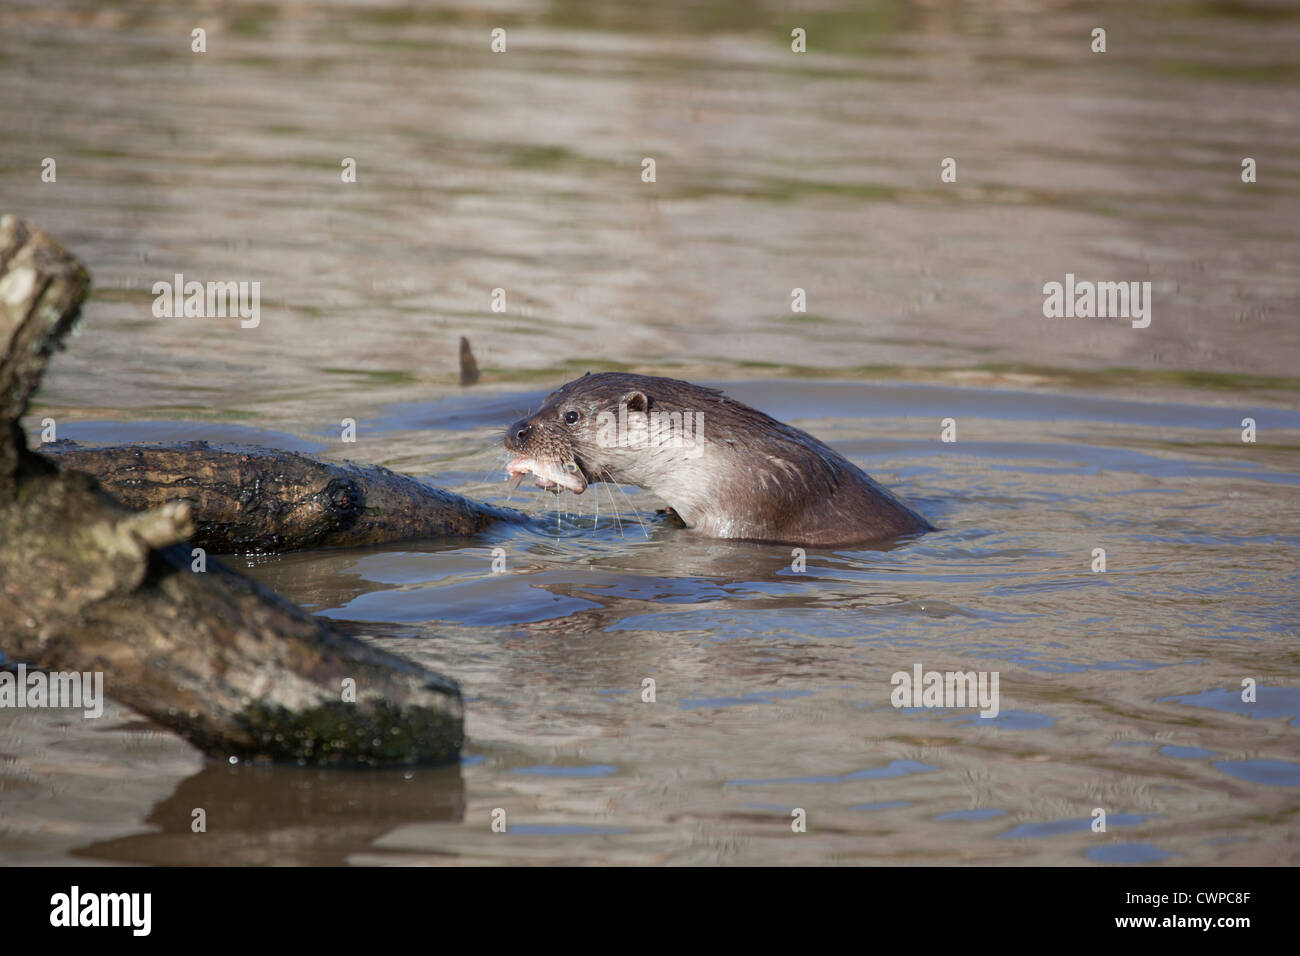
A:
505 455 588 495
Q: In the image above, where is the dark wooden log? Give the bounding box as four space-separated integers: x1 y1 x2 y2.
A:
0 216 462 766
41 441 525 554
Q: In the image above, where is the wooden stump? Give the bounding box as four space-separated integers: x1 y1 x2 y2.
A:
0 216 463 766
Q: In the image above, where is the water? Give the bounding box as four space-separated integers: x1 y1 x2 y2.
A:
5 380 1297 865
236 381 1300 865
1 0 1298 865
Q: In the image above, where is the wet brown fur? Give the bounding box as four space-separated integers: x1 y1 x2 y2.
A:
504 372 932 546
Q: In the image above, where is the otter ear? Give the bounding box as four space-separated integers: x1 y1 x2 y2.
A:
621 390 649 413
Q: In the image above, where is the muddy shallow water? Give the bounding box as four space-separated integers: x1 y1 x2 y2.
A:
1 0 1299 865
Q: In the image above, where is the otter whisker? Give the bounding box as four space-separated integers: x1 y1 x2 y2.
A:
598 467 650 539
594 467 624 537
613 477 652 540
602 478 624 537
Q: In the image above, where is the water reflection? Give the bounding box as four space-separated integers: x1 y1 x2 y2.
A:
77 761 465 866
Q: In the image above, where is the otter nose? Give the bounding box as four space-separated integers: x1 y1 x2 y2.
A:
507 420 533 449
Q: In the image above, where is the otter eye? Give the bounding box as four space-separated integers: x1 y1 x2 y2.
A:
564 410 581 425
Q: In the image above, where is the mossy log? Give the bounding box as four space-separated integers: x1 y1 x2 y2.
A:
0 215 462 766
41 441 525 554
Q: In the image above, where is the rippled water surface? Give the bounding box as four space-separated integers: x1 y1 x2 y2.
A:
1 0 1298 865
5 380 1297 866
225 382 1300 865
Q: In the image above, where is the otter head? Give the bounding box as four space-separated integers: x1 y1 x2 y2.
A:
503 372 670 496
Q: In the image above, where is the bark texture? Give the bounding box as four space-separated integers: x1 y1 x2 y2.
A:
42 441 523 554
0 215 462 766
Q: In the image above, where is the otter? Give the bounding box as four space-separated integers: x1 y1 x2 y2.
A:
503 372 932 547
